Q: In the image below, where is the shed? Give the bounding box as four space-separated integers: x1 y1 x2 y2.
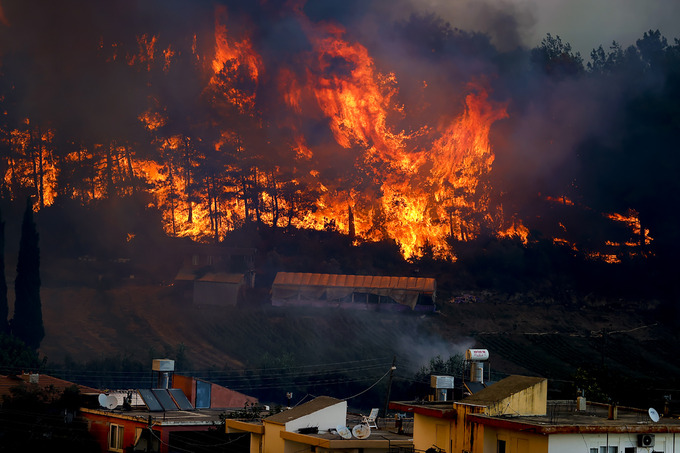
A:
175 271 244 306
271 272 436 311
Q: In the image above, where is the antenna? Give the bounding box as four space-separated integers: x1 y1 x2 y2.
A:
352 424 371 439
336 425 351 439
649 407 660 423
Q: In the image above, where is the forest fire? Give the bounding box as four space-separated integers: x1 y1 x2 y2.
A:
0 1 667 263
135 3 510 258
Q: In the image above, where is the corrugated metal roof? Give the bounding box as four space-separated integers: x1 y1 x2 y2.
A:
273 272 435 292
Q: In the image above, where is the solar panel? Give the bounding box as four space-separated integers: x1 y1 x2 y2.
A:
152 389 179 411
168 388 194 411
138 389 164 412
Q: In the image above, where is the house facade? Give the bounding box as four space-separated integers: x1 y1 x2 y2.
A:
81 405 231 453
80 372 258 453
391 374 680 453
225 395 414 453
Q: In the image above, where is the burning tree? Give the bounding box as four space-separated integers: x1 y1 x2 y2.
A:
0 1 677 267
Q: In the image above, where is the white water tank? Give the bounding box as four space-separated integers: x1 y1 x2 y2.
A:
430 375 455 389
465 349 489 361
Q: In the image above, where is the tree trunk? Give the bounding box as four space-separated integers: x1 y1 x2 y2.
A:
270 171 279 230
168 162 176 236
183 136 193 223
105 143 115 197
348 203 355 239
241 174 250 223
124 144 136 195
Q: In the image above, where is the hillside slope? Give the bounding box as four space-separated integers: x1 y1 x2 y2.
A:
38 282 680 406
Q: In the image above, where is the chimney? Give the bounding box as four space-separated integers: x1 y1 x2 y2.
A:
576 396 587 411
608 403 618 420
29 373 39 384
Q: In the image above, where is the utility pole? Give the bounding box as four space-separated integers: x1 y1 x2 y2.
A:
382 356 397 421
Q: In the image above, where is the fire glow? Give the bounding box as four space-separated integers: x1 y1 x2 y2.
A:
136 4 511 258
0 3 648 261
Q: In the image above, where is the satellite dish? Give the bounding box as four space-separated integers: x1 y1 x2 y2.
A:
105 395 118 410
336 425 351 439
649 407 660 423
98 394 118 410
352 424 371 440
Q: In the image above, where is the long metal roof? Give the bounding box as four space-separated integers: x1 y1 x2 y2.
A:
272 272 436 293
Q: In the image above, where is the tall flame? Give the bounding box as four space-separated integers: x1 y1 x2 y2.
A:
0 3 647 263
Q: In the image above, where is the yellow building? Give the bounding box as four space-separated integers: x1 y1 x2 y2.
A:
391 375 680 453
226 396 413 453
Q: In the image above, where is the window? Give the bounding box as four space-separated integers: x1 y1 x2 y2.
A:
497 440 506 453
108 424 124 452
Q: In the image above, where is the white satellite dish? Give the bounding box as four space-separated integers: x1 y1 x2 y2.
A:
336 425 351 439
352 424 371 440
649 407 660 423
98 394 118 410
107 395 119 410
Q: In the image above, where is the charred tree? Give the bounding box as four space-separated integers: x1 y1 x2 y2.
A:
10 198 44 350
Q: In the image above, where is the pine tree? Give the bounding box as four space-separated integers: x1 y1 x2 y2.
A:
10 198 44 350
0 206 8 335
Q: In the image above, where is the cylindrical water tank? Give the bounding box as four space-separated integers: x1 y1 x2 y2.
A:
470 362 485 383
465 349 489 361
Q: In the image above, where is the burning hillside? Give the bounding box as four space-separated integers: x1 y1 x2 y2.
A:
1 0 677 264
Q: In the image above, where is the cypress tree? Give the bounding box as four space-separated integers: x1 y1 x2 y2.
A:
10 198 43 350
0 206 8 335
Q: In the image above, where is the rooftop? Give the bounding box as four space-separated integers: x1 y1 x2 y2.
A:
390 399 680 434
0 373 99 400
463 375 545 406
81 406 227 427
265 396 343 425
279 424 413 449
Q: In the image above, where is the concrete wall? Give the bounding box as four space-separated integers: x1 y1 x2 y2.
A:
263 422 285 453
483 425 549 453
193 281 241 306
413 413 451 452
548 432 679 453
412 404 488 453
487 380 548 417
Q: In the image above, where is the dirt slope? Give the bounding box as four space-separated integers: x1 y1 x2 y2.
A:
38 282 680 396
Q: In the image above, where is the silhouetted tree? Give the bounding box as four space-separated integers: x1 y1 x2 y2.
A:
0 332 42 373
10 198 44 350
0 207 8 335
531 33 584 77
